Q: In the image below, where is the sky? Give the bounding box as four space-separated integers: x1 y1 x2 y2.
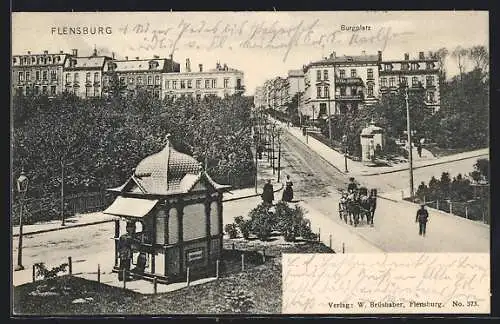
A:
12 11 488 95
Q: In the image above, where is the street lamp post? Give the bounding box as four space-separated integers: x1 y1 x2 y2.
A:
327 90 332 144
277 129 282 183
15 168 29 271
342 135 349 173
405 88 415 201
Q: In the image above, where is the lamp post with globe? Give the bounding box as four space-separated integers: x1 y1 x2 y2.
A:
15 168 29 271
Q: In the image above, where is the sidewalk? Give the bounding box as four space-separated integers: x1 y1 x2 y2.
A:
272 117 489 176
13 153 282 237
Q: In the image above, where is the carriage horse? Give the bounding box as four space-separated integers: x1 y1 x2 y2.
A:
339 187 377 227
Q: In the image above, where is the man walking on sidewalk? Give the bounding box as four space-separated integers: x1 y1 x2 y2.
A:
262 179 274 205
415 204 429 236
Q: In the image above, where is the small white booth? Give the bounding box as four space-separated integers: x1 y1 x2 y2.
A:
360 121 385 162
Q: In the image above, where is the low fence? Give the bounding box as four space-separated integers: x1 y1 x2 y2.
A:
12 191 115 226
406 196 489 225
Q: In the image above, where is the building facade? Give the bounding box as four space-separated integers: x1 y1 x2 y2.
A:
12 49 73 97
302 51 381 120
102 55 180 99
261 50 441 120
287 69 305 98
63 49 113 98
162 60 245 100
379 51 440 113
254 86 266 109
262 76 290 112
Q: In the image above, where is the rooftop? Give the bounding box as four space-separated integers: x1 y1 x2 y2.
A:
108 135 228 196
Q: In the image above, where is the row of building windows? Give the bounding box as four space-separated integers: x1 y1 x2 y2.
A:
165 78 231 90
118 75 161 86
14 56 63 66
315 84 375 98
383 62 435 72
380 76 434 87
315 68 374 81
65 72 100 84
17 85 58 96
18 70 58 82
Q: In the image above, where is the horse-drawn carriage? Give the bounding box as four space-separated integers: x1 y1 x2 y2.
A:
339 186 377 227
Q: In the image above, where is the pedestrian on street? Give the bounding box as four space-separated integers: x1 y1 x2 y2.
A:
282 175 294 202
415 204 429 237
261 179 274 205
417 141 423 158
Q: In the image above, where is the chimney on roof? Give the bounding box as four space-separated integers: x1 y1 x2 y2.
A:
199 64 203 72
362 50 366 56
112 52 115 59
135 57 139 60
223 63 227 71
169 54 173 61
419 51 425 60
59 50 64 54
125 56 128 60
72 48 78 57
404 53 409 60
153 55 159 59
186 58 191 72
93 47 98 57
43 50 48 55
378 50 382 61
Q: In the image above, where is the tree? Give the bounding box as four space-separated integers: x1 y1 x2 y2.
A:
436 69 488 149
430 47 449 83
452 46 469 81
468 45 489 76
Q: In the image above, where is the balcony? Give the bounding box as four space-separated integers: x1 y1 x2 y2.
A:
335 94 363 101
335 77 364 86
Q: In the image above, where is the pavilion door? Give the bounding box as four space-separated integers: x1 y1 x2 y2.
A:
165 246 181 277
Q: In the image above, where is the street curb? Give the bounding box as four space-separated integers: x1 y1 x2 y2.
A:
13 219 116 237
13 184 285 237
277 118 488 177
282 129 346 175
222 182 284 202
361 152 489 177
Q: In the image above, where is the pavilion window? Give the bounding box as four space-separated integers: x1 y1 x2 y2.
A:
168 208 179 244
183 204 206 240
210 201 219 236
155 210 166 245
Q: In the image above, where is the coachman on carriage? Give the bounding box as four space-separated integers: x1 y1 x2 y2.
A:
339 181 377 227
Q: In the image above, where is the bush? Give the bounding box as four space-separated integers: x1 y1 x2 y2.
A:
248 203 277 241
224 224 238 239
234 216 251 240
274 201 303 242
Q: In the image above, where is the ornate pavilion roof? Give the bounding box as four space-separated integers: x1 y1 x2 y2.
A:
108 135 229 196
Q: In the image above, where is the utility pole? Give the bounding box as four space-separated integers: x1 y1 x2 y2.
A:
327 89 332 144
405 88 415 201
271 124 276 174
255 140 258 193
277 131 281 183
61 160 65 226
298 81 302 127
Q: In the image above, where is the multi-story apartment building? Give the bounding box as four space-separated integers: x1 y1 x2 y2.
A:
379 51 440 113
12 49 73 97
302 51 380 120
254 86 266 109
287 69 305 98
262 76 290 112
63 49 113 98
162 59 245 100
102 54 180 98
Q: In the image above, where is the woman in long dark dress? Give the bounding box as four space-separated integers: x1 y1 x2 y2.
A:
282 175 294 202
